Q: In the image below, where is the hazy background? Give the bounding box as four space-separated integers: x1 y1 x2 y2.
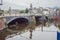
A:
0 0 60 10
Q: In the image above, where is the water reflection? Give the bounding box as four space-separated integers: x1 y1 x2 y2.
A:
0 20 60 40
8 23 28 31
53 20 60 30
29 29 33 39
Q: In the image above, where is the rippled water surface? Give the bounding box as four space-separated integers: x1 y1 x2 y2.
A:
0 21 60 40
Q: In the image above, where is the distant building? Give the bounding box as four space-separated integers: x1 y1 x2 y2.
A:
56 9 60 16
33 7 37 13
8 7 20 14
32 7 43 14
29 3 33 13
8 9 20 14
29 4 43 14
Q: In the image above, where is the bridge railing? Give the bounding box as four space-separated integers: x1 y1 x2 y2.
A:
0 13 43 18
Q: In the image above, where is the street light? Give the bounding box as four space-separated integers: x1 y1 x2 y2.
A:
0 0 3 10
0 0 3 5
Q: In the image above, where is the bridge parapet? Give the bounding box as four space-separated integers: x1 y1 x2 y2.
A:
0 13 42 18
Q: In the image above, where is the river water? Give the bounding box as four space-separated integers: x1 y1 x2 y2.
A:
0 21 60 40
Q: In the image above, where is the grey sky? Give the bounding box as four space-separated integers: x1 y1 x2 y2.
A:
0 0 60 10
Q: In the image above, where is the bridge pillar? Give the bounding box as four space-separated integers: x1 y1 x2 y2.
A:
0 10 7 30
3 17 8 27
0 17 7 30
29 14 36 23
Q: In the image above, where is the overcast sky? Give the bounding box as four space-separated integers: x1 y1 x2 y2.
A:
0 0 60 10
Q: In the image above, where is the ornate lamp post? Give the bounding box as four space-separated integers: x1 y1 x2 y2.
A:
0 0 3 10
0 0 3 5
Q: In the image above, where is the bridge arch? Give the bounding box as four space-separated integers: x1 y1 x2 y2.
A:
7 17 29 26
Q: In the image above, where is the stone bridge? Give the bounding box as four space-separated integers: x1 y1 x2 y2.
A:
0 13 44 27
2 13 41 26
6 16 31 26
